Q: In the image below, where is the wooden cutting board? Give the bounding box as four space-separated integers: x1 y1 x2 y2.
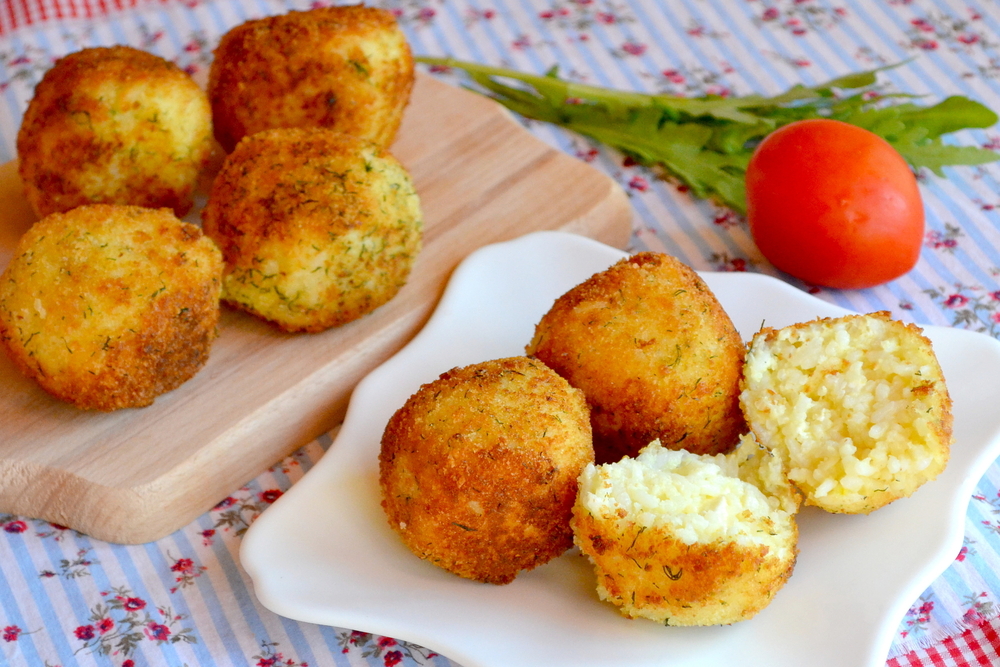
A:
0 72 633 544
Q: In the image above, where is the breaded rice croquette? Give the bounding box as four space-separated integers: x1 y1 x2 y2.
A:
379 357 594 585
740 312 953 514
572 437 799 626
526 252 747 464
208 5 414 153
0 205 223 411
17 45 213 218
201 127 422 333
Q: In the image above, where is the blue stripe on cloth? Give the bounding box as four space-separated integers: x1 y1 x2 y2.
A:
7 529 85 667
0 541 50 667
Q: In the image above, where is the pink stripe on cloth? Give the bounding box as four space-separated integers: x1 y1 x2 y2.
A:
888 619 1000 667
0 0 175 33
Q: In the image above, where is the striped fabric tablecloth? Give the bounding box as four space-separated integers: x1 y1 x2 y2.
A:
2 0 1000 665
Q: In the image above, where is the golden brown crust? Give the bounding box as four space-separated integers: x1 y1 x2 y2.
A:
572 506 797 625
379 356 594 585
16 45 213 218
208 5 414 153
201 127 422 333
526 252 746 463
0 204 223 411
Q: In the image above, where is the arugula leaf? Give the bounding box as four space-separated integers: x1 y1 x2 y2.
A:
417 56 999 214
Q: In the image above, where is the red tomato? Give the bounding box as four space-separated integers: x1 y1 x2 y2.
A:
745 118 924 289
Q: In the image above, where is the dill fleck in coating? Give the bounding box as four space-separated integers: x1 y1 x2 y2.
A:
572 437 799 626
379 356 595 585
208 5 414 153
201 127 422 333
526 252 747 464
0 205 223 411
740 312 953 514
17 45 214 218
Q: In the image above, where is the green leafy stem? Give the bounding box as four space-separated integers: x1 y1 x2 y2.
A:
417 57 999 214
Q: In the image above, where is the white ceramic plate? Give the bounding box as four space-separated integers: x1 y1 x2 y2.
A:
241 231 1000 667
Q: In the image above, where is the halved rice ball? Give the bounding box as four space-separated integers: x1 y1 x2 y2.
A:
572 436 798 626
740 312 952 514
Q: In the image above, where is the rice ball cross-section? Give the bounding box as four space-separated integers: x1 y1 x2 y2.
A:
17 45 214 218
740 312 953 514
572 436 799 626
201 127 422 333
0 204 223 411
208 5 414 153
379 356 595 585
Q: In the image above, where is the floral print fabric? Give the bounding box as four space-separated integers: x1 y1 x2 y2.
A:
2 0 1000 665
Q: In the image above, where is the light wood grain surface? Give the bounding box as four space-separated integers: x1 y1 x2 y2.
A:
0 72 633 544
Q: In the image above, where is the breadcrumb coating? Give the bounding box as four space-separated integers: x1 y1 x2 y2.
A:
379 357 594 585
526 252 746 463
0 205 223 411
208 5 414 152
201 127 422 333
740 312 953 514
17 45 213 218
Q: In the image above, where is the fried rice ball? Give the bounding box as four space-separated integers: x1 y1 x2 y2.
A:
17 45 214 218
208 5 414 153
740 312 953 514
201 127 422 333
526 252 747 464
0 204 223 411
379 356 594 585
572 436 799 626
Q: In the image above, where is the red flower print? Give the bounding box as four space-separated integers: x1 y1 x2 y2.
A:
123 660 135 667
145 622 171 641
384 651 404 667
416 7 435 21
4 520 27 533
762 7 780 21
957 546 968 561
122 597 147 612
944 294 969 308
378 636 397 648
214 497 237 510
97 617 114 634
74 624 95 641
621 42 646 56
918 40 939 50
596 12 615 24
990 312 1000 325
260 489 283 503
2 626 21 642
957 33 980 45
171 558 195 573
628 176 649 192
662 69 685 84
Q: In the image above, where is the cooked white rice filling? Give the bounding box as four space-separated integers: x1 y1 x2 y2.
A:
741 315 944 500
577 439 795 559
